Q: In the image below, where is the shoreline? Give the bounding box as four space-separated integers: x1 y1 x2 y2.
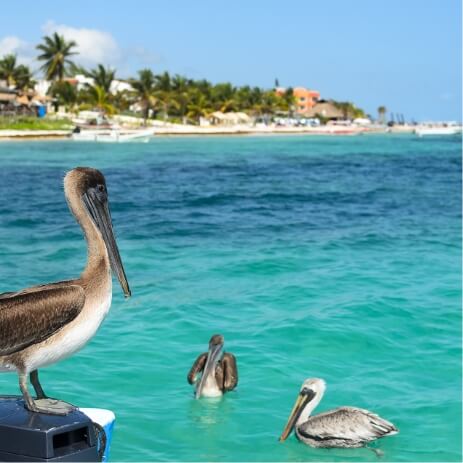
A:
0 130 73 140
0 125 420 141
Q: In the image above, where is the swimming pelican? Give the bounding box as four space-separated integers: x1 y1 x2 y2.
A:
187 334 238 398
279 378 398 448
0 167 131 415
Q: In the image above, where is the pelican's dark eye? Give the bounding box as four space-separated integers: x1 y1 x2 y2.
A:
302 387 310 395
98 185 105 192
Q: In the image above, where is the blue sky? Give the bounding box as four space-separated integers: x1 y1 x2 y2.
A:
1 0 461 121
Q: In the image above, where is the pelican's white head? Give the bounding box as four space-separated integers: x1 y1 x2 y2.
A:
279 377 327 442
300 377 326 397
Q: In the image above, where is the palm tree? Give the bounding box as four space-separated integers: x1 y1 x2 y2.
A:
283 87 295 114
87 64 115 93
333 101 359 120
211 83 235 111
219 98 237 112
153 88 177 121
130 69 157 124
186 89 212 123
67 62 88 77
377 106 387 124
36 32 78 81
14 65 35 91
0 54 35 91
87 85 115 115
112 90 132 113
171 74 190 121
155 71 171 92
48 80 78 110
0 54 18 87
260 90 281 119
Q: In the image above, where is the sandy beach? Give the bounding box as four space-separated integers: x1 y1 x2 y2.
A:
0 123 418 140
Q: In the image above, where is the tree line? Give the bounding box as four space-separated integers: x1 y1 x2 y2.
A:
1 32 378 123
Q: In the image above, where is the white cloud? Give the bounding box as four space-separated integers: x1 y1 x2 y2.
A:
0 22 161 78
0 36 26 55
0 36 35 67
42 20 121 67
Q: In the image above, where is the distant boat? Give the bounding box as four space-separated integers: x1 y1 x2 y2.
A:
414 126 461 137
72 128 152 143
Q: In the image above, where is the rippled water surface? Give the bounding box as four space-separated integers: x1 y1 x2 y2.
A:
0 134 461 461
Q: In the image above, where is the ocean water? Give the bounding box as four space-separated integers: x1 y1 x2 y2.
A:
0 134 460 462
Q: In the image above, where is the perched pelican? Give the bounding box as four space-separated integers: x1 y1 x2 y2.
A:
0 167 130 415
187 334 238 398
279 378 398 449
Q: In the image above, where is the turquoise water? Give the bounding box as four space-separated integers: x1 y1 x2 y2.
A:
0 134 461 461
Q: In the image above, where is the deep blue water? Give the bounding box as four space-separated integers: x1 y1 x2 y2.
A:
0 134 461 461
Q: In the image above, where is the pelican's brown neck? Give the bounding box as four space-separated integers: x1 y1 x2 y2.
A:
64 174 109 280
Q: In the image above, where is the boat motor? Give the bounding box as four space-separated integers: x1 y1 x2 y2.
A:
0 396 114 462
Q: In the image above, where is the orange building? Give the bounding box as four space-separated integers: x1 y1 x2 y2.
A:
293 87 320 113
276 86 320 114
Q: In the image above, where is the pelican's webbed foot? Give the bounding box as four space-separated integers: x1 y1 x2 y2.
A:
367 446 384 458
30 398 76 416
19 372 75 416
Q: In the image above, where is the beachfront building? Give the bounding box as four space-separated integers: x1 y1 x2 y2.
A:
0 87 16 105
305 100 344 121
275 86 320 114
110 79 133 94
33 75 134 98
34 79 51 98
0 86 49 116
293 87 320 113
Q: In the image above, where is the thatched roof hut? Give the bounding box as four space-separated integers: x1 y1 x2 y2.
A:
305 100 344 120
0 92 16 103
0 87 17 104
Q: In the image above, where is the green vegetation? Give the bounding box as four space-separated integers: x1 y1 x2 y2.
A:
377 106 387 124
333 101 366 119
36 32 77 81
0 116 73 130
0 54 35 90
130 69 157 123
86 65 115 93
1 32 369 125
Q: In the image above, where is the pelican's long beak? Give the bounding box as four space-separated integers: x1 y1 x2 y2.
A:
279 391 314 442
195 342 223 399
83 191 131 297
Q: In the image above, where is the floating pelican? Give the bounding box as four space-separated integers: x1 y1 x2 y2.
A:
187 334 238 398
0 167 130 415
279 378 398 449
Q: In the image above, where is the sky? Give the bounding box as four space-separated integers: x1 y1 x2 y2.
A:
1 0 461 121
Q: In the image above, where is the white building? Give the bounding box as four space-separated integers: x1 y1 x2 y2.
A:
110 80 134 94
33 76 134 97
34 79 51 97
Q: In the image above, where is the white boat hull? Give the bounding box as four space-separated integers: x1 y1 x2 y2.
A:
415 127 461 137
72 129 152 142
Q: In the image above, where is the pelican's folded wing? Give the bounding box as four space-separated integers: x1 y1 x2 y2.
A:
0 285 85 356
300 407 398 444
187 352 207 384
222 352 238 391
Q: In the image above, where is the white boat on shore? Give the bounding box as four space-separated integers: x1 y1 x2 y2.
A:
414 126 461 137
72 128 153 142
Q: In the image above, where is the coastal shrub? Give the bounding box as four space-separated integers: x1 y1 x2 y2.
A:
0 116 74 130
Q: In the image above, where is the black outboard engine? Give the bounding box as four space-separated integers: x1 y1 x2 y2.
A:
0 396 104 461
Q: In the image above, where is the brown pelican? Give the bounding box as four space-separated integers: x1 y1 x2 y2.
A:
187 334 238 398
0 167 130 415
279 378 398 449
